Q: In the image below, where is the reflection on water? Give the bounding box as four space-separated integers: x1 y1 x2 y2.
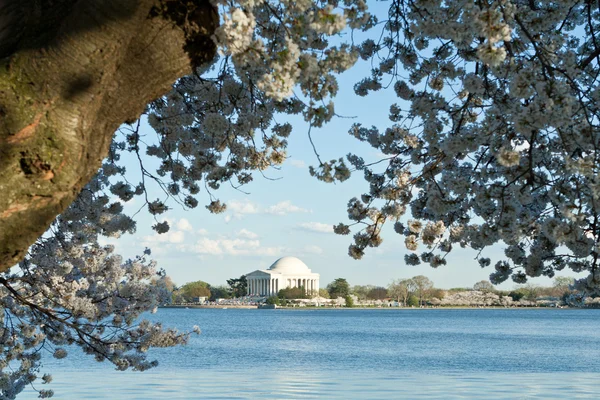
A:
25 370 600 399
20 309 600 398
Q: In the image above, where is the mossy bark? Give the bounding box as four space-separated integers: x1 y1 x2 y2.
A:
0 0 217 271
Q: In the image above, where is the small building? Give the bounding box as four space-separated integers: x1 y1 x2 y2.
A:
245 256 320 297
192 296 208 303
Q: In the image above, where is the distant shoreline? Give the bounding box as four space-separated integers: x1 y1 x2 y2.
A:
163 305 258 309
160 305 579 310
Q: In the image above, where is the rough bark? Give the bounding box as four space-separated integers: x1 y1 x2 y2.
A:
0 0 217 271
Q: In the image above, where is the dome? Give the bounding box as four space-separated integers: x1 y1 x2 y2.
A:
267 256 311 274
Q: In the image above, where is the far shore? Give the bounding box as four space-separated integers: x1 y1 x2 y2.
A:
160 304 582 310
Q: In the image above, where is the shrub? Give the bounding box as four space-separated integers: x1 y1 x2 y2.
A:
266 296 280 305
407 295 419 307
509 290 525 301
345 295 354 308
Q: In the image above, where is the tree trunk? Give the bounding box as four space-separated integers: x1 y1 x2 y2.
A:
0 0 217 271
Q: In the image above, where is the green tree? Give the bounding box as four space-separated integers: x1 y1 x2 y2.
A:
209 285 232 301
327 278 350 299
412 275 434 306
407 295 419 307
278 286 308 299
318 288 330 299
227 275 248 298
351 285 372 301
180 280 211 301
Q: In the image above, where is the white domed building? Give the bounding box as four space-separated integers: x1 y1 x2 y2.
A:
246 256 319 297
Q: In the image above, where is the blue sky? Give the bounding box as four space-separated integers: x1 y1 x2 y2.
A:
102 5 582 291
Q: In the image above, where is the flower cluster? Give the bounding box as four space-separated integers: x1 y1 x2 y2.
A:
333 0 600 294
0 170 202 398
134 0 374 233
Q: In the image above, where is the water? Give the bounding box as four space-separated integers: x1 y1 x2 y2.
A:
22 308 600 398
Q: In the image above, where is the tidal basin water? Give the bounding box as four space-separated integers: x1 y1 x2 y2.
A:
22 308 600 398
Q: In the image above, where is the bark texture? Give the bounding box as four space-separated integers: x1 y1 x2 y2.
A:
0 0 217 271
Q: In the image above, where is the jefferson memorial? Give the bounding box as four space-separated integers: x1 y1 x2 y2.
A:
246 256 320 297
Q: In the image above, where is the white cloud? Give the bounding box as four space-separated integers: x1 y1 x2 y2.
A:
197 228 209 236
265 200 309 216
237 229 259 239
297 222 333 233
224 200 261 221
193 237 281 257
193 238 224 255
223 199 309 219
176 218 193 232
143 230 185 244
302 245 324 254
289 159 306 168
227 200 260 215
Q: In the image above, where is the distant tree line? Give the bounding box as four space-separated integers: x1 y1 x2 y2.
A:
161 275 248 303
164 274 580 306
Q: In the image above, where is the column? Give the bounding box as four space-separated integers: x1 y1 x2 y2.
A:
276 279 279 293
249 279 253 295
